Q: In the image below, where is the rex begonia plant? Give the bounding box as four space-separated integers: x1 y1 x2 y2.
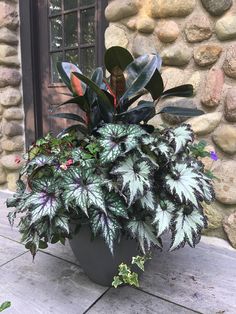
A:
7 46 215 258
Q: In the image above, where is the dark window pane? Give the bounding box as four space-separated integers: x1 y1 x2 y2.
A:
80 0 95 6
80 47 95 77
65 49 79 65
80 8 95 44
64 0 78 10
49 0 62 14
50 17 63 49
51 52 63 83
64 13 78 48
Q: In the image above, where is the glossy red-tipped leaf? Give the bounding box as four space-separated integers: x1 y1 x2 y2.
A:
71 73 85 96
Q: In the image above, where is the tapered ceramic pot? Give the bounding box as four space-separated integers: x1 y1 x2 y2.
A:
69 225 140 286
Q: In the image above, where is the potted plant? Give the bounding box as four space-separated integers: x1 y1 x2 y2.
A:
7 46 215 287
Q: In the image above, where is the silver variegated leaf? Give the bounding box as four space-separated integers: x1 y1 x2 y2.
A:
21 155 56 175
62 167 105 215
104 191 129 219
54 215 70 234
165 124 194 154
111 154 154 206
139 190 157 211
170 208 207 251
127 220 162 253
90 209 121 254
165 160 214 207
98 124 147 163
153 200 176 236
142 136 173 161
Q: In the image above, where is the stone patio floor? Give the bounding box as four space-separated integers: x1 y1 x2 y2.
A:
0 191 236 314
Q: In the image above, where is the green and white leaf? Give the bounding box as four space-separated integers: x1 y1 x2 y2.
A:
166 124 194 154
62 167 105 215
104 191 129 219
170 208 207 251
153 200 176 236
127 220 162 253
54 215 70 234
165 161 214 207
90 209 121 253
98 124 146 164
139 190 157 211
111 154 153 206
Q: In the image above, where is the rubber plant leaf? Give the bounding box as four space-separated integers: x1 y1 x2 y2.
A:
50 112 87 125
145 55 164 100
57 124 88 137
170 208 207 251
62 167 106 216
159 106 204 117
111 153 154 206
110 66 126 104
53 95 89 113
72 72 114 123
121 54 159 102
161 84 194 99
71 72 86 96
57 62 85 93
88 67 104 105
116 101 156 124
105 46 134 73
97 124 147 164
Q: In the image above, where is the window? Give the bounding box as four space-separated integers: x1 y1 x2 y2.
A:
48 0 98 83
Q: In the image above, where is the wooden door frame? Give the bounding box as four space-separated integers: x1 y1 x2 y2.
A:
19 0 108 149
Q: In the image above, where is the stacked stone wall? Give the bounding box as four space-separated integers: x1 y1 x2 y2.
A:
105 0 236 247
0 0 24 191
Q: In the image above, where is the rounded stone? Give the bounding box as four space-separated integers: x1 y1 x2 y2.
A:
223 46 236 79
105 25 128 49
161 99 197 124
7 172 19 192
0 44 17 58
105 0 139 22
132 34 156 57
126 18 137 30
201 68 224 108
136 17 155 33
0 56 19 67
161 43 192 66
215 15 236 41
161 68 185 90
193 45 222 67
212 160 236 204
0 87 21 106
186 112 222 136
203 203 223 230
223 212 236 249
3 122 23 137
224 88 236 122
201 0 232 16
0 68 21 88
0 27 18 44
150 0 195 18
187 71 201 95
156 21 179 43
2 136 24 152
212 125 236 154
0 154 24 170
3 108 24 120
185 14 212 43
0 2 18 30
0 164 7 184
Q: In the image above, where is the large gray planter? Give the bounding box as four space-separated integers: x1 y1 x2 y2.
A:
69 225 140 286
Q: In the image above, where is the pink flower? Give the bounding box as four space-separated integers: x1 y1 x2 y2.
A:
66 159 73 166
60 164 68 170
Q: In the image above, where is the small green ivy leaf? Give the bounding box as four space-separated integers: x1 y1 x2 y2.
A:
132 255 145 271
0 301 11 312
112 276 123 288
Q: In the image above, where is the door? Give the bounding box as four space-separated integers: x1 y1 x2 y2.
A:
20 0 107 146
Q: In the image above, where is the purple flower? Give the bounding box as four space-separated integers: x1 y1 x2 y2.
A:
210 151 218 161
